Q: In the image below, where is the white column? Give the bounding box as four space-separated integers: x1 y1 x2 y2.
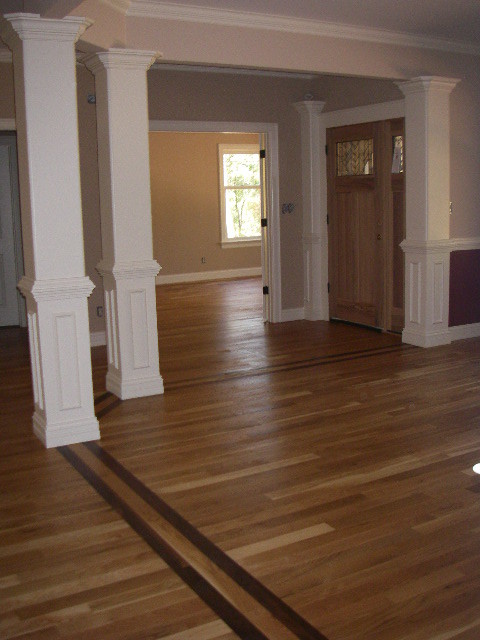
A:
294 101 328 321
1 14 100 447
84 50 164 399
398 76 459 347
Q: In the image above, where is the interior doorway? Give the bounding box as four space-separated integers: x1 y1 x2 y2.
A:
327 118 405 332
149 120 281 324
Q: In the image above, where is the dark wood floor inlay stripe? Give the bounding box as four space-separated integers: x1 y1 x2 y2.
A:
83 441 330 640
166 342 411 390
58 444 269 640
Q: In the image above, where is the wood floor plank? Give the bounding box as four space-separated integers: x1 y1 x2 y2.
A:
3 278 480 638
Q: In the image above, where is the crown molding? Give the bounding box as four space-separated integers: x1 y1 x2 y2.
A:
127 1 480 56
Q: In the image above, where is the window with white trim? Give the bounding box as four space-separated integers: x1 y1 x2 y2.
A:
218 143 261 247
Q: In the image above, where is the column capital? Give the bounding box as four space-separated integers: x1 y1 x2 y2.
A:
18 276 95 302
1 13 92 48
294 100 326 117
83 48 161 74
96 259 161 280
396 76 460 97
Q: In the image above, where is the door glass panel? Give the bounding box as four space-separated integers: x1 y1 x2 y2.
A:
392 135 404 173
336 139 374 176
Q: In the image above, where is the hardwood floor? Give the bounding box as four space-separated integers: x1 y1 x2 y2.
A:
2 277 480 639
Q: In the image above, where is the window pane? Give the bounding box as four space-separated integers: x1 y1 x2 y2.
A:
225 188 261 238
223 153 260 186
392 135 404 173
336 139 374 176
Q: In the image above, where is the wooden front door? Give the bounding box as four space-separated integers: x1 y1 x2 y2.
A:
327 119 405 331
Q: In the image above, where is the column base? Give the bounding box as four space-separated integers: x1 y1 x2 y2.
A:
106 369 164 400
33 412 100 448
402 327 452 348
401 239 453 349
19 276 100 448
99 260 164 401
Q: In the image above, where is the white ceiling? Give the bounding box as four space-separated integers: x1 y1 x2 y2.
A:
146 0 480 47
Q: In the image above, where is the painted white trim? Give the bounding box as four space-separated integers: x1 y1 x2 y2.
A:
322 100 405 128
280 307 305 322
0 119 16 130
152 63 316 80
90 330 106 347
220 239 261 249
295 101 328 322
450 323 480 341
450 237 480 251
156 267 261 285
33 413 100 448
106 368 164 399
149 119 281 322
402 328 452 348
128 2 480 56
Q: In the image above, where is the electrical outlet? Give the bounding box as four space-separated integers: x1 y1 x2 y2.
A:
96 306 104 318
201 257 206 264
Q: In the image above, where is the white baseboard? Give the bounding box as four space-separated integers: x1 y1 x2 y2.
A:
155 267 261 285
106 370 164 399
449 323 480 341
402 328 452 348
280 307 305 322
90 330 106 347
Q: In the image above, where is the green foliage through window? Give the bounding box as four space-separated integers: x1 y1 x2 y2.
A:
220 146 261 242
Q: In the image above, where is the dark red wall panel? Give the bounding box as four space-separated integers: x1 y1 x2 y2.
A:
449 249 480 326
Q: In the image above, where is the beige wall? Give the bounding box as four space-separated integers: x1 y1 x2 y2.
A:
150 131 261 276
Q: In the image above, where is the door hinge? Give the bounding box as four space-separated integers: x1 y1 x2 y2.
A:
263 285 269 295
260 149 266 159
326 214 329 225
327 282 330 293
261 218 267 227
325 144 328 155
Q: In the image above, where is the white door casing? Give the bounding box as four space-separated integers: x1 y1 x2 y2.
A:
149 120 281 323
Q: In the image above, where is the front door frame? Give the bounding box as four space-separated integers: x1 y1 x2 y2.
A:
317 100 406 324
149 119 281 323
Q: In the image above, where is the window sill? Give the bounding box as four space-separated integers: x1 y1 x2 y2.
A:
220 239 261 249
